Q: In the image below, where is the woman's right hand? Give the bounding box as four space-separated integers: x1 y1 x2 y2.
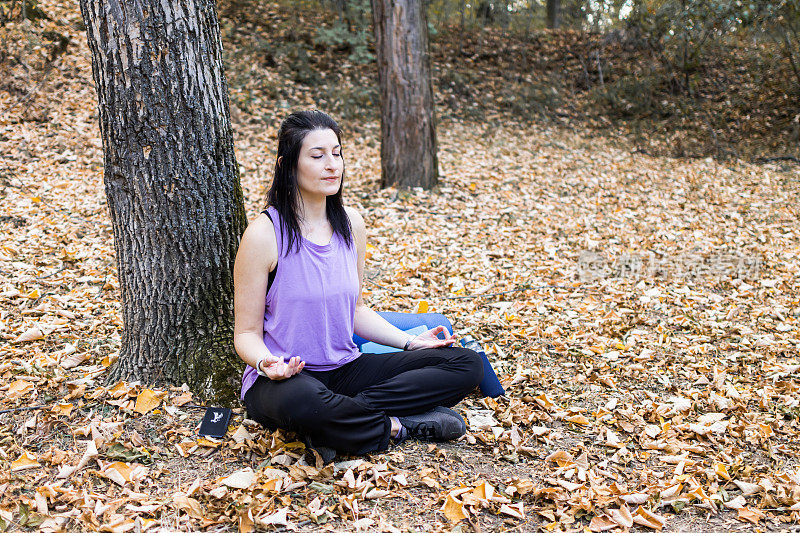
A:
259 355 305 380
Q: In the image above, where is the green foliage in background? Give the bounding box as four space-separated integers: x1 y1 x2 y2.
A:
313 0 374 64
0 0 49 26
215 0 796 159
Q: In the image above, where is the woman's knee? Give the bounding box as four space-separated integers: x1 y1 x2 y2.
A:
285 391 337 428
253 376 330 428
447 347 484 388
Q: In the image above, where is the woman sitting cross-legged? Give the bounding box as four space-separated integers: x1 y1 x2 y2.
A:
234 110 483 456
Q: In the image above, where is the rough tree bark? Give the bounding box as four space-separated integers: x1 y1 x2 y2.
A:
547 0 560 28
80 0 247 403
371 0 439 189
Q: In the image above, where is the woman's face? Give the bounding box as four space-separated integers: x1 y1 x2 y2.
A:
295 128 343 201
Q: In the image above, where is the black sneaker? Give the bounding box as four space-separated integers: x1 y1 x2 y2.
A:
303 436 337 465
397 406 466 442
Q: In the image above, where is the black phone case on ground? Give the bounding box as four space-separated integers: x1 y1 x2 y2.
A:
198 407 232 438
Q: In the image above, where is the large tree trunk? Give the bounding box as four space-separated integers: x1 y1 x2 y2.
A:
371 0 439 189
80 0 246 404
547 0 560 28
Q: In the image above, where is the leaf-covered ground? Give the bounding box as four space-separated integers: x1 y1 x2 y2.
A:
2 2 800 532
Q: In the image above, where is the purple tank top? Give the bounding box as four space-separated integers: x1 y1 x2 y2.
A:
240 206 361 399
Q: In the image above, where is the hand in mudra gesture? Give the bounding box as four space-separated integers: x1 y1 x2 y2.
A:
259 355 305 380
406 325 457 351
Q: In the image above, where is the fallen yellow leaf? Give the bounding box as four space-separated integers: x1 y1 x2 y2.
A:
7 379 34 399
472 480 494 501
535 394 555 410
108 381 132 398
134 388 165 414
565 414 591 426
632 507 665 530
713 462 731 481
173 492 204 519
589 515 617 532
499 502 525 519
50 402 74 417
11 451 40 472
737 506 764 524
104 461 133 485
609 505 633 528
546 449 574 467
440 493 468 521
197 436 223 448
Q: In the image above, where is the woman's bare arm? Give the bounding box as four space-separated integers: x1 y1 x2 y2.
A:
233 214 304 379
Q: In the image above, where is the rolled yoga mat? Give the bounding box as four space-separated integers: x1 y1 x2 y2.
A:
352 311 505 398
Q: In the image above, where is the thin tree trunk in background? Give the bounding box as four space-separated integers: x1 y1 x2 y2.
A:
546 0 560 28
766 13 800 88
371 0 439 189
681 0 689 92
80 0 247 404
781 26 800 86
524 2 536 37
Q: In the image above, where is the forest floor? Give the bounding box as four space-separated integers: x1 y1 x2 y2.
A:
2 1 800 532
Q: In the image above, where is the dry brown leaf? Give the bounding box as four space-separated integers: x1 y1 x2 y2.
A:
104 461 133 486
723 495 747 509
633 507 666 530
11 451 40 472
221 468 255 489
60 349 89 369
256 507 289 527
564 414 591 426
173 492 204 519
238 509 255 533
733 480 762 495
133 388 165 414
13 326 44 343
620 493 649 505
498 502 525 519
609 505 633 528
230 425 253 444
57 439 98 479
737 507 765 523
472 480 495 501
441 494 468 521
546 450 574 466
589 515 617 532
6 379 34 399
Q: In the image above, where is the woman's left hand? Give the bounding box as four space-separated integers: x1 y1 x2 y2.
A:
406 326 457 350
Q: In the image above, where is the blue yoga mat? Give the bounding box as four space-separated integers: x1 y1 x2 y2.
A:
353 312 505 398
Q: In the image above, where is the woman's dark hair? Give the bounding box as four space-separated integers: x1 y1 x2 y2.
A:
267 110 352 255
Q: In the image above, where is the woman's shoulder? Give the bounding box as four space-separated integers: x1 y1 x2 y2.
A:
344 206 365 230
240 212 279 251
343 206 365 248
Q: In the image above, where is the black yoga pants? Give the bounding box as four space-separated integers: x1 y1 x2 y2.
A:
243 347 484 455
